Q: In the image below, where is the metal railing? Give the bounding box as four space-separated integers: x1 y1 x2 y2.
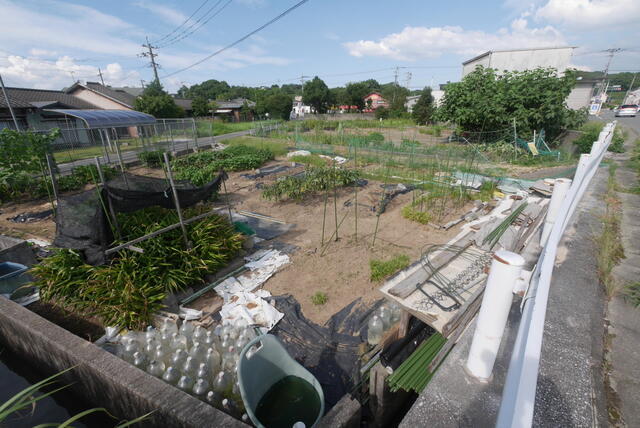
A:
495 121 617 428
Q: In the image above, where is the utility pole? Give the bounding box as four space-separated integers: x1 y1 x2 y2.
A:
0 72 20 130
392 66 399 105
623 72 637 104
98 68 105 86
598 48 622 98
140 79 146 89
69 71 76 84
140 36 160 83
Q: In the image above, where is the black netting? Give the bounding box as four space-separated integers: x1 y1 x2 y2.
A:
53 171 226 265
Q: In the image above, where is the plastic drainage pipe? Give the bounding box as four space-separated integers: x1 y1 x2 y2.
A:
465 250 525 381
540 178 572 247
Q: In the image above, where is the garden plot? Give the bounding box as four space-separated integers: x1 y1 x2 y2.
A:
195 161 473 324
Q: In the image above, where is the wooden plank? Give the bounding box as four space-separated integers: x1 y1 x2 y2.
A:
397 311 411 339
441 286 484 337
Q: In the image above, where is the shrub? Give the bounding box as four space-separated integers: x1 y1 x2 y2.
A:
311 291 328 305
138 150 167 167
32 206 243 329
262 166 360 201
402 203 432 225
370 255 410 282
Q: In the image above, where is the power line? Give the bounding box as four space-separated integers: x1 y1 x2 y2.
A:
151 0 212 44
155 0 232 49
162 0 311 79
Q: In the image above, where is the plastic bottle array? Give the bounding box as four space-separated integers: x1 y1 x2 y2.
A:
367 302 402 346
117 318 256 421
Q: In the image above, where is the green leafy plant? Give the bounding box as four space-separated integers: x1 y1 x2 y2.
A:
288 154 328 167
0 367 151 427
262 166 360 201
370 255 410 282
32 206 243 329
138 150 168 167
402 202 432 225
171 144 275 185
311 291 328 305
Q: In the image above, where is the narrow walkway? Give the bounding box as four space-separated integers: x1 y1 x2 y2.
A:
609 127 640 427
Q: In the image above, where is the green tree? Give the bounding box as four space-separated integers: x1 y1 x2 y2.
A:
191 96 209 117
303 76 331 113
345 82 370 111
374 106 389 120
134 80 184 118
262 92 293 120
437 67 580 139
411 87 435 124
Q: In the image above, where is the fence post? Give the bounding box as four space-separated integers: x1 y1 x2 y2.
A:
465 250 524 381
192 118 198 149
540 178 572 246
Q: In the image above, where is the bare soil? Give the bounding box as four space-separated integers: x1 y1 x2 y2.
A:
221 162 465 324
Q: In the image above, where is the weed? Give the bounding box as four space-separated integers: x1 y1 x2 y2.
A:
596 164 625 298
289 154 328 167
624 282 640 307
370 255 410 282
311 291 328 305
138 150 167 167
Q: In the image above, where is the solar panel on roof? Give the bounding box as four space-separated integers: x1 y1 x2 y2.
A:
43 109 156 128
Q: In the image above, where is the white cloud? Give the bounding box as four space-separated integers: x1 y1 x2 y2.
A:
343 19 566 61
536 0 640 29
133 1 188 26
28 48 58 57
0 55 141 89
0 0 141 57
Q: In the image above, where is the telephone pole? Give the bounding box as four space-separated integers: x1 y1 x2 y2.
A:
392 66 400 104
140 36 160 83
98 68 105 86
598 48 622 98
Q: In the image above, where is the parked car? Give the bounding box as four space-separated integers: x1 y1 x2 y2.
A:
615 104 638 117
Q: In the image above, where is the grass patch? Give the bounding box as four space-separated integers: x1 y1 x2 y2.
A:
370 254 410 282
596 163 625 298
289 154 328 167
311 291 328 305
224 136 289 157
195 119 277 137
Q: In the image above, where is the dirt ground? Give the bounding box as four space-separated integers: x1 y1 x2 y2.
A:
221 162 465 324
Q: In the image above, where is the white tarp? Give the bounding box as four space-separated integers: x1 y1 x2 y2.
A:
218 289 283 332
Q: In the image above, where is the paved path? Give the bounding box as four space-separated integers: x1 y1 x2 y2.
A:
56 129 253 174
609 125 640 427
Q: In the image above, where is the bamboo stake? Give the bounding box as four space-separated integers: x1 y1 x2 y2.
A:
221 172 233 223
333 160 339 242
45 154 59 203
111 129 129 189
163 152 191 249
354 142 358 242
321 186 328 246
38 159 56 218
94 156 121 237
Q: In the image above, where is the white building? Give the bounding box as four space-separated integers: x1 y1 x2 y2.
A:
625 88 640 105
405 90 445 112
291 95 312 118
461 46 595 110
462 47 575 77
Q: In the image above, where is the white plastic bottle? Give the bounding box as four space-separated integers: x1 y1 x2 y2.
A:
162 366 180 386
146 359 165 378
212 371 230 394
192 378 209 399
177 375 194 393
367 315 384 346
132 351 146 370
205 347 221 373
182 356 198 378
206 390 222 407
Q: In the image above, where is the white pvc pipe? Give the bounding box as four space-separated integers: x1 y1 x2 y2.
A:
540 178 572 246
465 250 525 381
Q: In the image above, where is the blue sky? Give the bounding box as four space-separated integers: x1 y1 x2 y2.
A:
0 0 639 92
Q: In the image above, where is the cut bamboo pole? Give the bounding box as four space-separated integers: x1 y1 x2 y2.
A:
94 156 121 237
163 152 191 249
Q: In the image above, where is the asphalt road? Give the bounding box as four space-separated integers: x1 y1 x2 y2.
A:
594 109 640 134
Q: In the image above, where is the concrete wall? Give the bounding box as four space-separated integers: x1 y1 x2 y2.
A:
462 48 573 77
567 83 595 110
69 88 131 110
0 297 246 428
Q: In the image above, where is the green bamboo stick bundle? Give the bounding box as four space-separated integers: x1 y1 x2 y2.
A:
387 333 446 393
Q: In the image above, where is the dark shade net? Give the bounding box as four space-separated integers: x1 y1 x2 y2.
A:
270 295 384 410
53 171 226 265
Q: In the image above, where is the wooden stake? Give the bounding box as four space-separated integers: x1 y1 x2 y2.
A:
333 160 339 242
163 152 191 249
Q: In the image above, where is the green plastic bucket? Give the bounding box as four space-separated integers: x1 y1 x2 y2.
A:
238 334 325 428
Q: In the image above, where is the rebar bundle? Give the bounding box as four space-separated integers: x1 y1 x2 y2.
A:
387 333 446 393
